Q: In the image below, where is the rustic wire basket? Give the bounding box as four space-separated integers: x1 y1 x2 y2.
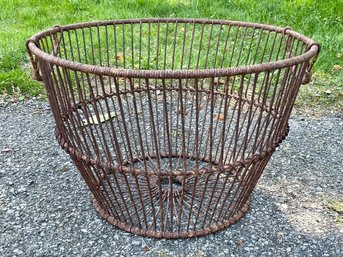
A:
27 18 320 239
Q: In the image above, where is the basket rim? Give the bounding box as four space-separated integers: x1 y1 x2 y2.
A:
27 18 320 79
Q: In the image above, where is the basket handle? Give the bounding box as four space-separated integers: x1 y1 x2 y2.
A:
301 42 321 85
26 25 63 81
26 39 43 81
282 28 320 85
52 25 63 57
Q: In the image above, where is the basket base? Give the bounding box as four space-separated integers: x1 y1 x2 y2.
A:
92 195 251 239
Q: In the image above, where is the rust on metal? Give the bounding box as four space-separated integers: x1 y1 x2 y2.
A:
27 18 319 239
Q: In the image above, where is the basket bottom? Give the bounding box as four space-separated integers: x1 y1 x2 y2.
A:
92 192 251 239
69 153 261 239
82 155 255 239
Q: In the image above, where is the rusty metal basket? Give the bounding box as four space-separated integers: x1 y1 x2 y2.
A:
26 18 320 239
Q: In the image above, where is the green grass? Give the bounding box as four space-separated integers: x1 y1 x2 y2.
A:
327 199 343 224
328 199 343 214
0 0 342 111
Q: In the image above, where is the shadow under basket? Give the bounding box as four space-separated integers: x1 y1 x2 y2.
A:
27 18 320 239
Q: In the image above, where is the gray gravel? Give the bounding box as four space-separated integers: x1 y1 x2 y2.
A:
0 99 342 257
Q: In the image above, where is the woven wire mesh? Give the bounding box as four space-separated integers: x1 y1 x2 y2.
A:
27 18 319 238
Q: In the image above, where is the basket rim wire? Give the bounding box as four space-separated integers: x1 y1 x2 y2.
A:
26 18 320 79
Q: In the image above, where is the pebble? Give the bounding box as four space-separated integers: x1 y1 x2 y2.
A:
131 240 141 246
17 186 27 193
13 249 24 255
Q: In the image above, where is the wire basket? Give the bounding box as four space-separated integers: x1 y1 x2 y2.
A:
27 18 320 239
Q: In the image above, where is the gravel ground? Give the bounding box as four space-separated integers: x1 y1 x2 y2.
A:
0 99 342 257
